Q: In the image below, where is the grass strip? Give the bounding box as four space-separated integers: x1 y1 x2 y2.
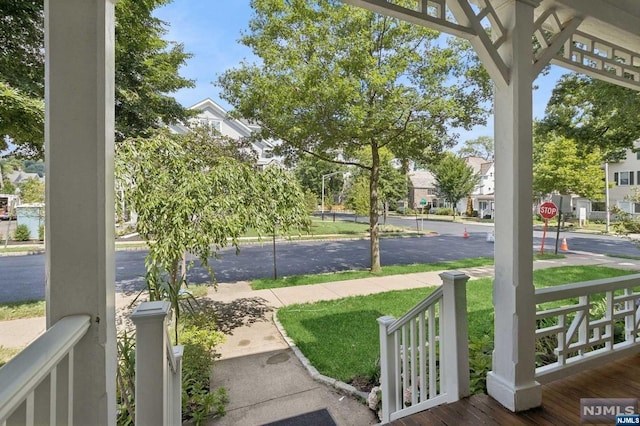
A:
0 346 22 367
251 257 494 290
0 300 46 321
277 265 636 385
605 253 640 261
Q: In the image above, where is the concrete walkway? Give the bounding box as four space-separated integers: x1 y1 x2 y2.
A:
2 251 640 425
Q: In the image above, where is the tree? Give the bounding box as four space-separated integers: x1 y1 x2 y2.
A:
352 147 406 222
0 82 44 155
116 128 308 340
1 0 194 155
458 136 494 161
1 179 16 195
431 153 480 218
218 0 491 272
253 166 310 279
533 133 604 200
0 1 44 155
345 176 369 221
19 178 45 203
114 0 195 141
537 73 640 159
294 155 344 202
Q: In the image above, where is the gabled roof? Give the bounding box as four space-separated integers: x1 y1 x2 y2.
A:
479 162 494 176
408 170 436 188
6 171 41 184
187 98 255 138
463 156 486 174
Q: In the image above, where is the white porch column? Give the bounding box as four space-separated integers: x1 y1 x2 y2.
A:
486 0 541 412
45 0 116 424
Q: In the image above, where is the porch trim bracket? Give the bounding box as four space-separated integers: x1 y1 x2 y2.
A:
532 8 583 77
553 30 640 91
446 0 510 85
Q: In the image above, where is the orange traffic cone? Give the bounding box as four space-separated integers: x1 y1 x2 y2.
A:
560 237 569 251
463 227 469 239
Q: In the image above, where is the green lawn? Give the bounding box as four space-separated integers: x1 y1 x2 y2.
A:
251 254 562 290
0 300 46 321
277 265 636 388
251 257 495 290
0 346 21 368
242 217 371 238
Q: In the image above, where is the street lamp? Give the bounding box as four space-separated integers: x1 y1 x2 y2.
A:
321 171 340 220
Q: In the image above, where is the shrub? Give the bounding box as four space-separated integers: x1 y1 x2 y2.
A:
14 224 30 241
303 190 318 215
115 305 228 426
468 335 493 394
179 307 227 424
435 207 453 216
116 331 136 425
38 225 45 241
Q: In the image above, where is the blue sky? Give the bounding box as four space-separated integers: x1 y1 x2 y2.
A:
155 0 570 144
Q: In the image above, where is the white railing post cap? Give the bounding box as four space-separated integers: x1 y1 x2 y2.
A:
439 270 470 281
377 315 396 326
131 301 171 323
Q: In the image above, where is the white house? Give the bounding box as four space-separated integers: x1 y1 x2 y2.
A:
168 98 282 169
606 143 640 216
452 156 495 218
571 142 640 220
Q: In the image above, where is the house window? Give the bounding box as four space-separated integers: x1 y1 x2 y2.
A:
617 201 633 214
615 171 634 185
635 203 640 214
196 118 221 133
591 201 606 211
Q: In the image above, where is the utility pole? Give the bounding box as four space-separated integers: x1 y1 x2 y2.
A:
605 161 610 233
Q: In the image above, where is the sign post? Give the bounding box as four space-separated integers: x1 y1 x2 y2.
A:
539 201 558 254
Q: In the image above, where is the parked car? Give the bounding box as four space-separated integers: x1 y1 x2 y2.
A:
0 211 16 220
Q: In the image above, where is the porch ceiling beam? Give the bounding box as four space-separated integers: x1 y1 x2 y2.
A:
341 0 474 38
552 30 640 91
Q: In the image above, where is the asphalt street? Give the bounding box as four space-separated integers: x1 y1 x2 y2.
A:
1 218 640 303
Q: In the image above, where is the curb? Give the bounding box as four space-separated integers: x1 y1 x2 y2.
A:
0 232 434 257
272 311 370 402
0 248 45 257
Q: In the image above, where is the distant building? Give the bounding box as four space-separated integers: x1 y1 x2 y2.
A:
446 156 495 218
407 170 439 210
168 98 282 169
576 141 640 219
5 170 42 185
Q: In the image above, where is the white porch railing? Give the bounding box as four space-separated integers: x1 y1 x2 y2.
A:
131 301 184 426
535 274 640 384
377 271 470 424
0 314 91 425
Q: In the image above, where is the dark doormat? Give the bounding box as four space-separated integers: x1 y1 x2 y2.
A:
262 408 337 426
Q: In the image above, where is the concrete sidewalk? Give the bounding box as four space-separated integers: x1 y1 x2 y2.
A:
2 252 640 425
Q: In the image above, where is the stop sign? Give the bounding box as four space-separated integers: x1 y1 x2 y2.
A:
539 202 558 219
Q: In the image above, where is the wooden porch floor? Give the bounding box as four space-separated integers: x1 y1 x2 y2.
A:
392 354 640 425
